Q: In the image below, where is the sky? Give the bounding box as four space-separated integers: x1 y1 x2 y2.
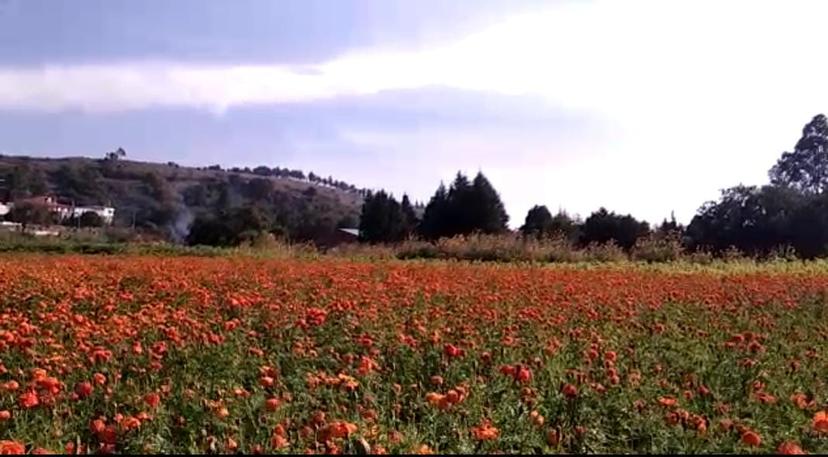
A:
1 0 827 227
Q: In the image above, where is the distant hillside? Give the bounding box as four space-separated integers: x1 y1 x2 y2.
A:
0 153 365 243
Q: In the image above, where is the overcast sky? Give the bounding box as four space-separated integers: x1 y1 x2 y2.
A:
1 0 826 226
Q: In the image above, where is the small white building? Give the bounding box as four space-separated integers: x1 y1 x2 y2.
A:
0 202 9 217
13 196 116 225
69 206 116 225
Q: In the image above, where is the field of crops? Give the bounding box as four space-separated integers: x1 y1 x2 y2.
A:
0 255 827 454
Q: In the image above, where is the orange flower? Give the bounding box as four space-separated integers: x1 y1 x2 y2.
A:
813 411 828 434
0 441 25 455
145 392 161 408
271 434 289 449
74 381 93 399
471 420 499 441
791 392 812 410
18 391 39 409
515 366 532 384
120 416 141 431
776 441 806 455
658 396 677 408
561 383 578 399
413 444 433 455
546 428 561 446
265 397 281 412
741 430 761 447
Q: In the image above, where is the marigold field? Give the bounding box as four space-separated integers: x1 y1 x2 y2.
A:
1 255 827 454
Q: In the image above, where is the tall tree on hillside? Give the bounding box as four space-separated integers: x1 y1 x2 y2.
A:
419 183 450 240
358 191 406 243
770 114 828 194
419 171 509 239
467 172 509 234
3 164 48 200
400 194 419 239
521 205 554 237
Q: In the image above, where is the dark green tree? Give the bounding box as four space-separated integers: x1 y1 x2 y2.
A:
79 211 104 228
7 201 56 228
419 183 450 240
769 114 828 194
580 207 650 250
467 172 509 234
419 171 509 240
358 191 406 243
520 205 554 238
400 194 419 239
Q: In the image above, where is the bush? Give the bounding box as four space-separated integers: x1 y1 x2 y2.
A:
631 233 684 263
581 241 628 263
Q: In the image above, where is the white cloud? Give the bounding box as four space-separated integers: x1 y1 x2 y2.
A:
2 0 827 223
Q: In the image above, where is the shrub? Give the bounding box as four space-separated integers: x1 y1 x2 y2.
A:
631 233 684 263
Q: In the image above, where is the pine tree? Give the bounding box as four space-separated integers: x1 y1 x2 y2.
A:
469 172 509 234
400 194 419 239
420 183 449 240
358 191 406 243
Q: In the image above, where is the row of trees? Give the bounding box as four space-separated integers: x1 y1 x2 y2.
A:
221 164 368 196
357 114 828 258
358 172 510 243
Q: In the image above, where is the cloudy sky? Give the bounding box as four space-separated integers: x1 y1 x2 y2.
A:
1 0 826 226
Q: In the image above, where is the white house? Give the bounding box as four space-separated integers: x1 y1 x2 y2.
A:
14 195 116 225
69 205 116 224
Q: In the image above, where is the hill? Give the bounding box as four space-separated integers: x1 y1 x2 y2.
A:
0 153 365 243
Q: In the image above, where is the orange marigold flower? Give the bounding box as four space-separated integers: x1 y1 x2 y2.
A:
515 366 532 384
414 444 433 455
658 396 677 408
18 391 39 409
813 411 828 434
777 441 806 455
271 434 289 449
121 416 141 431
74 381 93 399
546 428 561 446
265 397 281 412
741 430 762 447
0 440 25 455
471 420 500 441
561 383 578 399
145 392 161 408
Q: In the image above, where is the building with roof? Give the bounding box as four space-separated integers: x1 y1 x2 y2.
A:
13 195 115 225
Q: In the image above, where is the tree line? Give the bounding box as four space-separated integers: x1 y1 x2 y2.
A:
359 114 828 259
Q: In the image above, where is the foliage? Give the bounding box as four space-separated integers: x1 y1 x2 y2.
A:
358 191 416 243
5 201 56 227
419 171 508 240
187 206 272 247
579 207 650 250
769 114 828 194
520 205 554 238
